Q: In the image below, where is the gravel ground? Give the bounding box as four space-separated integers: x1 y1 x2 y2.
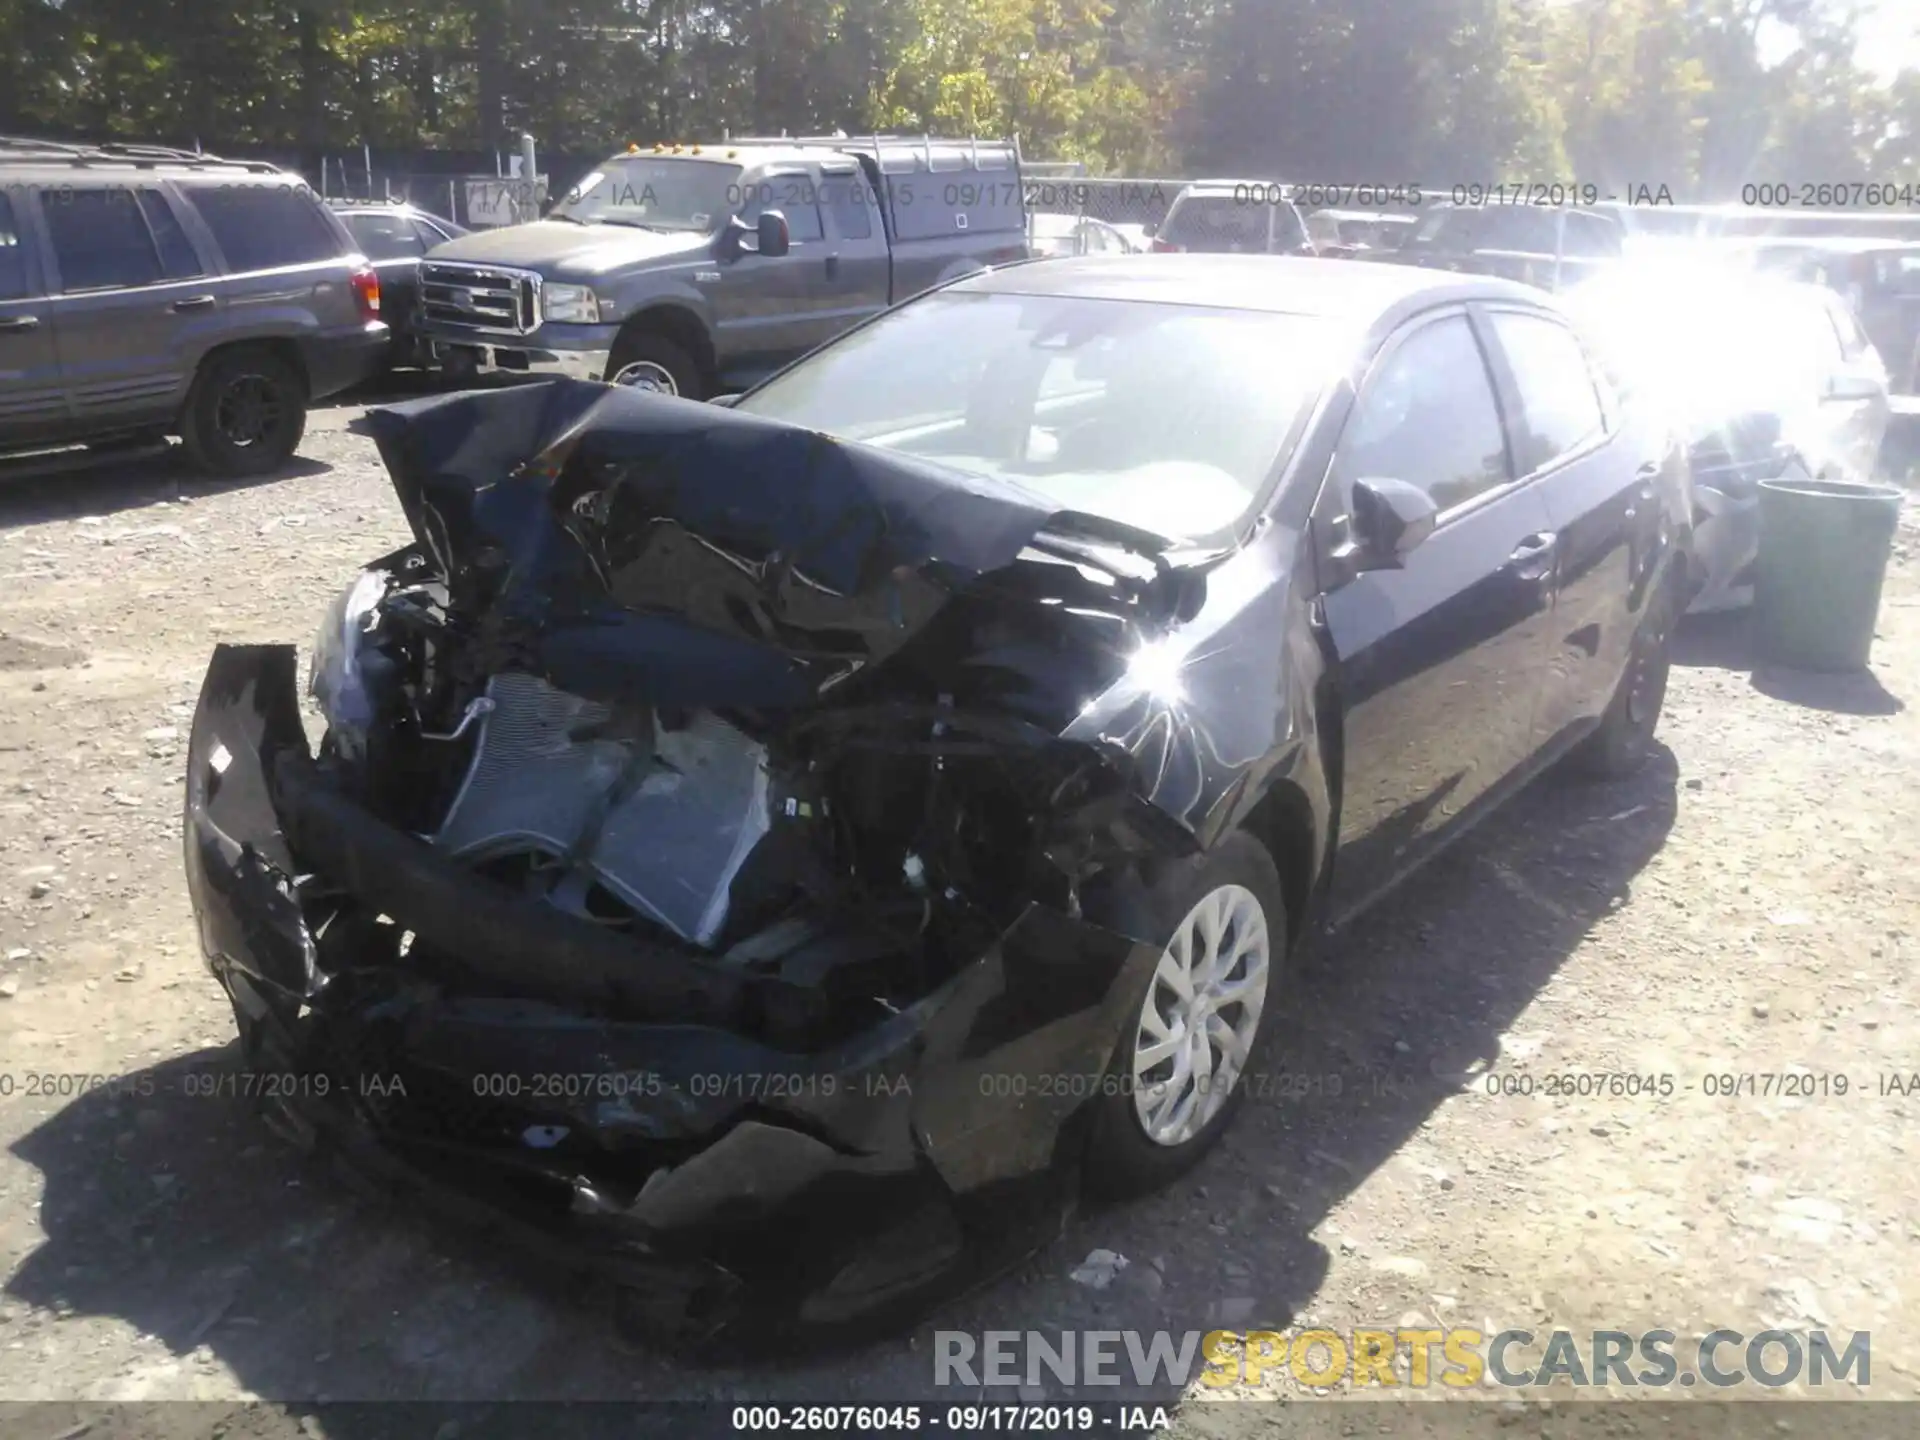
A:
1 396 1917 1436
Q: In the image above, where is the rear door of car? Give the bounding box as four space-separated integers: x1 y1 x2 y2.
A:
1479 304 1661 751
0 188 69 443
1312 306 1559 919
817 163 891 335
38 183 215 430
172 179 361 344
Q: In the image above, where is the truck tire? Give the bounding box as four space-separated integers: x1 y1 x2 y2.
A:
179 347 308 479
606 333 705 399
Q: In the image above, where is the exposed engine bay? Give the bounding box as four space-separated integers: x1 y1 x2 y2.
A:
291 378 1218 1045
177 377 1309 1345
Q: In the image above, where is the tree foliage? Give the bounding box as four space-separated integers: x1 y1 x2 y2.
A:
0 0 1911 190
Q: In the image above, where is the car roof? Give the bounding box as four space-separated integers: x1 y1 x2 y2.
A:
953 254 1548 318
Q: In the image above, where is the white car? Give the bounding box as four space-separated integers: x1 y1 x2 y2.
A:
1568 267 1891 613
1027 213 1137 259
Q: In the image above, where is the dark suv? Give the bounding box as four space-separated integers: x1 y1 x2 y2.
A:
0 138 387 476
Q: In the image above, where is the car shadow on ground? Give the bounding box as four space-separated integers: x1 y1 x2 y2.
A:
2 750 1679 1422
0 446 331 531
1670 611 1905 716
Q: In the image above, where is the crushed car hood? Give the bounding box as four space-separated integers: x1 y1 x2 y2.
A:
353 379 1203 711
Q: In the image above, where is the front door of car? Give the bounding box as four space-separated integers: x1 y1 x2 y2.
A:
1313 308 1559 921
1479 305 1659 751
710 166 832 382
39 185 213 431
0 190 70 444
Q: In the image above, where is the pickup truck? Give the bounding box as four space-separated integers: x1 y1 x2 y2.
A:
413 135 1031 399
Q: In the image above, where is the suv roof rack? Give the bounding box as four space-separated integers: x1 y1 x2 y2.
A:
0 135 283 173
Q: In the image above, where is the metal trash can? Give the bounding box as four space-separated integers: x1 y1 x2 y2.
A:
1753 475 1904 672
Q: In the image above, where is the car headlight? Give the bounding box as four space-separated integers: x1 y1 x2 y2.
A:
309 569 391 762
542 283 602 324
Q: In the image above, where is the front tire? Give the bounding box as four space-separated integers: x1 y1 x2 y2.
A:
606 332 705 399
1084 832 1287 1200
179 348 308 478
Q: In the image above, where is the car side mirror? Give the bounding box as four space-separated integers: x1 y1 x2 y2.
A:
755 211 791 258
1142 222 1155 239
1345 477 1438 569
1823 370 1882 403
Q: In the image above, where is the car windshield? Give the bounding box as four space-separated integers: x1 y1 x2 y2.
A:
735 290 1334 541
1161 196 1268 252
549 157 741 231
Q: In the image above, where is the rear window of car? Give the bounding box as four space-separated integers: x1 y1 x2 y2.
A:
340 211 427 260
1162 195 1269 252
182 183 345 272
0 193 27 299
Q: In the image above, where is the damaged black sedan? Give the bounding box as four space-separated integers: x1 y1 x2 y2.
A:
182 255 1691 1347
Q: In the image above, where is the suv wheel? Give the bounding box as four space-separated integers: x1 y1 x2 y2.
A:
1083 832 1286 1199
180 349 308 478
606 333 704 399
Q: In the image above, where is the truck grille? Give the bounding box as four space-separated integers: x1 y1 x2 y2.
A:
421 262 539 334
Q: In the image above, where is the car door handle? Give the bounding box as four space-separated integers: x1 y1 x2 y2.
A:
0 315 39 333
1637 461 1661 479
170 295 217 312
1506 532 1559 580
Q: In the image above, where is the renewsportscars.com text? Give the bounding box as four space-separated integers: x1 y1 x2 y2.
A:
934 1327 1870 1390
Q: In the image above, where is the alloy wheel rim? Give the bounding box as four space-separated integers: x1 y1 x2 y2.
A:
215 374 285 448
610 360 679 394
1131 883 1272 1147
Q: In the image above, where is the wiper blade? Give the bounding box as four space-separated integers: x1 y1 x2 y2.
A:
597 218 670 232
546 212 588 225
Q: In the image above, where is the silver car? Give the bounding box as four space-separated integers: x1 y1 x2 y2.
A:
1568 268 1891 613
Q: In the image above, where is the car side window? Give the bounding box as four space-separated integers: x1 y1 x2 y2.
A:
40 188 162 292
412 218 454 249
1331 314 1512 515
738 172 823 244
342 212 427 260
820 171 873 241
0 192 28 300
1487 312 1607 474
181 184 343 272
136 190 205 279
1561 212 1622 259
1270 204 1308 253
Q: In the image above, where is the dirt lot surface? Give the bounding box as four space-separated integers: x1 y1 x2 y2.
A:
1 395 1917 1438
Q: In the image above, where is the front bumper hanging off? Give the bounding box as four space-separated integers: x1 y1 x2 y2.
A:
181 644 1161 1347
